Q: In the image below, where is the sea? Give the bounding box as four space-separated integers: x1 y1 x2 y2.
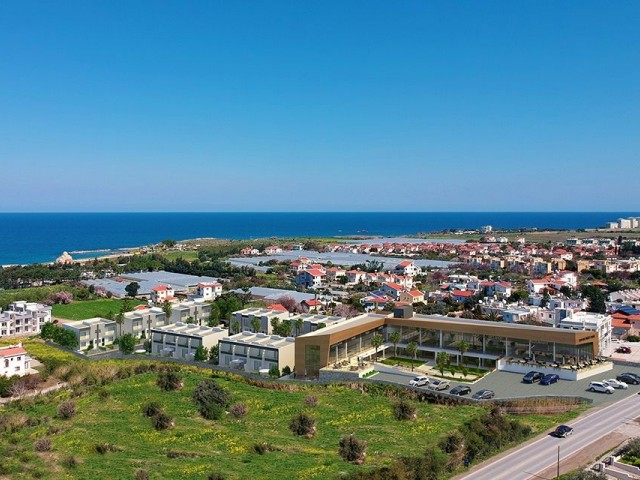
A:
0 212 637 266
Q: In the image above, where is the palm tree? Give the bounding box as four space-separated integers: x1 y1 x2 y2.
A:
372 333 383 361
389 331 401 358
162 301 172 323
295 318 304 336
232 321 241 335
406 341 418 372
115 312 125 339
436 352 449 377
456 339 470 368
251 317 261 333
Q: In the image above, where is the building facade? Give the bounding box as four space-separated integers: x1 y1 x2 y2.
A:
0 301 52 338
219 332 295 373
0 344 31 377
151 323 228 359
63 318 117 351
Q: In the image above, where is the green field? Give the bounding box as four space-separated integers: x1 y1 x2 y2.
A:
52 299 145 320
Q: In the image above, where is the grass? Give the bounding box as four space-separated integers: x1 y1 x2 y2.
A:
160 251 200 262
52 299 145 320
380 357 425 368
0 285 86 310
0 367 489 480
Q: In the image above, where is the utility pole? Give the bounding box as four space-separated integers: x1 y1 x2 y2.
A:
556 445 560 479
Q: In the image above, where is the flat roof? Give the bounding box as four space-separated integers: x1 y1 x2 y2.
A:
151 322 227 338
300 313 387 337
221 331 295 349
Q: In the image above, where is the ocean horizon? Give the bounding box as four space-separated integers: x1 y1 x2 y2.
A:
0 212 637 266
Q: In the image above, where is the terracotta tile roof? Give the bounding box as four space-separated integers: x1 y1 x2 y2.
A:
152 285 170 292
266 304 288 312
0 347 27 357
452 290 473 297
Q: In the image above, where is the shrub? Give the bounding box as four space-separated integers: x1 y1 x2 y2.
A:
156 370 184 391
193 380 232 409
151 411 174 431
134 469 150 480
208 472 227 480
627 335 640 342
199 402 224 420
392 399 417 421
61 456 78 469
47 425 62 436
95 443 122 454
252 442 280 455
229 402 248 419
288 412 317 438
142 402 163 418
268 365 281 378
57 401 76 420
338 434 367 464
98 388 110 400
34 437 52 452
282 366 291 376
303 395 319 408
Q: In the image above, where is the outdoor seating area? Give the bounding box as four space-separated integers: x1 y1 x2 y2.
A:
507 355 608 371
332 359 371 372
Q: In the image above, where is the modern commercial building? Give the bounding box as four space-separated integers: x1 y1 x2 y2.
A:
151 322 228 359
0 344 31 377
294 307 602 378
219 332 296 373
556 311 611 356
63 318 117 351
0 301 52 338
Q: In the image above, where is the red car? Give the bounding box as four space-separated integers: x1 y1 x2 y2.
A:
616 346 632 354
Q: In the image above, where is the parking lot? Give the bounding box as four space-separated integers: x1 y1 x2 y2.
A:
374 362 640 406
610 339 640 363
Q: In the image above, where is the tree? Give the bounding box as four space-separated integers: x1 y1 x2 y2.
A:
436 352 450 377
125 282 140 298
118 333 136 354
251 317 261 333
208 303 221 326
295 317 304 336
405 341 418 371
194 345 209 362
582 285 606 314
232 321 241 334
162 301 172 322
389 331 401 357
371 333 384 360
268 365 281 378
456 339 470 367
115 312 125 338
338 434 367 464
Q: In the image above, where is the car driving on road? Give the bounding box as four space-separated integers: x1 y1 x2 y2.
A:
616 346 632 354
617 373 640 385
409 376 429 387
427 379 450 391
472 389 495 400
588 381 615 394
540 373 559 385
522 371 544 384
450 385 471 396
553 425 574 438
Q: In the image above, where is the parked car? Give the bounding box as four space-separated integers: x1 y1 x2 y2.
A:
450 385 471 396
553 425 574 438
616 346 632 354
472 389 495 400
522 371 544 384
427 379 450 391
588 381 615 394
617 373 640 385
409 376 429 387
540 374 560 385
604 379 628 389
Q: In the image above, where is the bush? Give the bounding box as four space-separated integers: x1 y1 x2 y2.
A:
95 443 122 454
288 412 317 438
156 370 184 391
151 411 174 430
142 402 163 418
61 456 78 469
392 399 417 421
338 434 367 464
134 469 150 480
627 335 640 342
98 388 110 400
268 365 281 378
193 379 232 409
208 472 227 480
252 442 279 455
229 402 248 419
282 366 291 376
303 395 319 408
57 401 76 420
34 437 52 452
118 333 136 354
199 402 224 420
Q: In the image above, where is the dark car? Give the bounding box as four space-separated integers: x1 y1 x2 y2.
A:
616 346 632 354
553 425 574 438
522 371 544 384
472 389 495 400
617 373 640 385
450 385 471 396
540 374 560 385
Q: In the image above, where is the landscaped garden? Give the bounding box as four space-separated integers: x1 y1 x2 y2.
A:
51 298 145 320
0 353 587 480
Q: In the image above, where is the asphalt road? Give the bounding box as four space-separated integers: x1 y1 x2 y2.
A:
458 393 640 480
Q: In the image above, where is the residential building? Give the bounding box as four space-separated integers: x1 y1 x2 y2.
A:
451 290 474 303
557 311 612 356
295 269 326 288
169 299 211 325
394 260 420 277
122 306 168 338
151 323 228 359
0 344 31 377
63 318 117 351
195 282 223 301
399 290 425 304
0 301 52 338
381 282 404 300
219 332 296 373
231 307 290 335
150 285 175 304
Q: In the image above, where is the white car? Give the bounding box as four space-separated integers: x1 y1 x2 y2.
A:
427 379 450 391
409 376 429 387
588 381 615 394
604 379 628 389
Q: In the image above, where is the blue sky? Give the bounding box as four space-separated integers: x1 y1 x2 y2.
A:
0 1 638 212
